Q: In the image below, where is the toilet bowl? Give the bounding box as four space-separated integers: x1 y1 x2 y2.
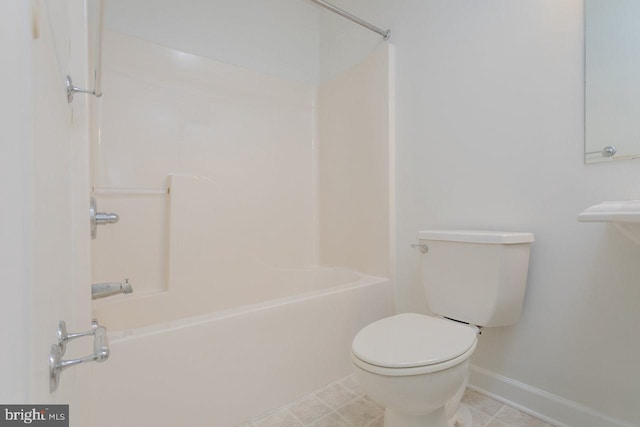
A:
351 313 478 427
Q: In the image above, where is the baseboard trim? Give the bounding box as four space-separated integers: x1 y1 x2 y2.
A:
468 364 636 427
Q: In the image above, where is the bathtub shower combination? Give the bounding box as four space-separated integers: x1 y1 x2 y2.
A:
88 1 394 425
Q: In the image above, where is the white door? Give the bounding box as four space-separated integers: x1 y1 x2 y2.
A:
1 1 93 425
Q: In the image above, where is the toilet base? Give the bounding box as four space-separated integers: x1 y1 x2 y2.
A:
450 404 472 427
384 406 448 427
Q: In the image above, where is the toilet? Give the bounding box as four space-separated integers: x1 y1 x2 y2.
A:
351 230 534 427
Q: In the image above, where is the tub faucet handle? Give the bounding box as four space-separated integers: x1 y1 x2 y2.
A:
90 197 120 239
50 319 110 392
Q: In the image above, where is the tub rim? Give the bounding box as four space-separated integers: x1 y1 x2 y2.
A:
103 270 389 342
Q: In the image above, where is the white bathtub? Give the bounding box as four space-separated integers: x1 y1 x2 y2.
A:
91 269 394 427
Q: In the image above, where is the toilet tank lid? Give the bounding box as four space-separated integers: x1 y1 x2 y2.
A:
418 230 534 244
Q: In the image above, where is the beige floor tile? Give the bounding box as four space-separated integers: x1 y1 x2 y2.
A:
316 383 358 410
362 395 383 410
486 420 511 427
366 416 384 427
288 396 333 425
338 375 365 396
311 412 353 427
493 406 548 427
337 398 383 426
255 408 303 427
462 389 504 417
469 406 494 427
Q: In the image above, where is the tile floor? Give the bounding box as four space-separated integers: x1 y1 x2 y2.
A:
238 376 555 427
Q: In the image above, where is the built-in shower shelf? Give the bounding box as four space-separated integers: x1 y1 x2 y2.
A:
578 200 640 245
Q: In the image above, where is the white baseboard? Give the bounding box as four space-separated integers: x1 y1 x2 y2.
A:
468 364 636 427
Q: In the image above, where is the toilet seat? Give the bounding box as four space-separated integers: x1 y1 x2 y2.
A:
351 313 478 376
352 342 477 377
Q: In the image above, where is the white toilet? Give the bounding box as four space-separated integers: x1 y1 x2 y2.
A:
351 230 534 427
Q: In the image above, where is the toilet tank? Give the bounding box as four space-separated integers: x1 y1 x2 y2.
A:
418 230 534 327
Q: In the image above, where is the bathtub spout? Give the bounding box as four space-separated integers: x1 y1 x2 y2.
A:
92 279 133 300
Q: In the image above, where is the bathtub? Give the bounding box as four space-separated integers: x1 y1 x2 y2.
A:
91 268 394 427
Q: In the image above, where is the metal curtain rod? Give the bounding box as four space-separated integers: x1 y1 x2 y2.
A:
309 0 390 40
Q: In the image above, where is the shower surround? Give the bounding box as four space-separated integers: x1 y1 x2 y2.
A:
90 31 394 424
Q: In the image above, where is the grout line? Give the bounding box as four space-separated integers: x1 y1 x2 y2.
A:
285 407 306 426
311 387 360 426
481 404 502 427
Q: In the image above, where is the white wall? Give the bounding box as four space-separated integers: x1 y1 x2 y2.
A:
325 1 640 426
104 0 320 84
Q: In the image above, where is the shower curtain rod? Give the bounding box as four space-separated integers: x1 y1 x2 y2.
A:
308 0 390 40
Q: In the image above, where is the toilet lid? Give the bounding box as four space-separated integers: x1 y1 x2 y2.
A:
352 313 477 369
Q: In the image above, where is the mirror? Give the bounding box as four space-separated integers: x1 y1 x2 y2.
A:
585 0 640 163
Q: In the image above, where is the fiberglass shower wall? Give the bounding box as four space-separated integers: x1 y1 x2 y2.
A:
90 0 392 321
